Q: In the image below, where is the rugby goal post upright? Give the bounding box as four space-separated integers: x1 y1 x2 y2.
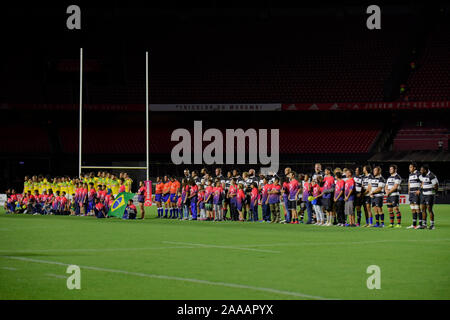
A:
78 49 150 180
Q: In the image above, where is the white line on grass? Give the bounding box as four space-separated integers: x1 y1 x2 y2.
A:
236 238 450 248
0 246 200 253
162 241 280 253
0 255 332 300
45 273 66 279
1 266 18 270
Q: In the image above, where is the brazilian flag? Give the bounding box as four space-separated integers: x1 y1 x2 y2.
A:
108 192 135 218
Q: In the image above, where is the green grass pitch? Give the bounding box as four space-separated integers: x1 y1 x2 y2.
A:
0 204 449 300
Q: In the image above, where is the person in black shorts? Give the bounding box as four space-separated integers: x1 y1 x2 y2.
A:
418 164 439 229
385 165 402 228
361 165 374 227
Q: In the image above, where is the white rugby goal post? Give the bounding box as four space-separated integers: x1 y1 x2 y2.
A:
78 48 150 180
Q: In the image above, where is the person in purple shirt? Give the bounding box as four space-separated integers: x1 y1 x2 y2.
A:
268 177 282 223
344 169 356 226
334 172 346 226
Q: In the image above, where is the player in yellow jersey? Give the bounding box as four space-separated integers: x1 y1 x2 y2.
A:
23 176 30 194
42 177 49 193
68 178 74 195
110 175 119 196
124 173 133 193
105 175 111 194
38 176 44 194
94 172 100 189
55 178 62 193
32 176 39 194
59 178 65 194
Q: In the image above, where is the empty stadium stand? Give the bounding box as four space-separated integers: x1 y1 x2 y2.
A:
56 122 382 155
0 126 50 153
392 122 449 151
404 21 450 101
280 124 381 153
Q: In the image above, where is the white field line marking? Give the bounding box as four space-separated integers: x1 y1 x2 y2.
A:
237 238 450 248
45 273 66 279
1 266 18 270
0 255 333 300
162 241 280 253
0 246 198 253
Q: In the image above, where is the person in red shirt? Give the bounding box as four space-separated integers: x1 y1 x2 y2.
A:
32 190 42 215
334 172 346 226
311 178 325 225
24 191 35 214
107 194 115 213
213 180 224 221
80 183 88 215
155 177 164 218
137 181 146 219
249 183 259 222
281 178 290 222
287 172 301 224
44 190 54 215
118 179 126 194
104 192 112 212
125 199 137 220
236 184 246 221
180 178 190 220
94 198 106 218
261 177 271 222
169 177 180 219
228 178 238 221
204 179 214 221
344 169 356 227
87 183 96 215
301 174 314 224
6 189 18 213
162 176 172 218
297 174 306 223
59 191 68 215
197 185 206 220
51 191 60 215
73 183 80 215
320 168 335 224
268 177 282 223
188 179 198 220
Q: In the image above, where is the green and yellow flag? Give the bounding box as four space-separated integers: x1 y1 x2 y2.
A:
108 192 135 218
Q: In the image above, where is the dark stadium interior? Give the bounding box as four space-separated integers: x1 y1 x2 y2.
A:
1 2 450 194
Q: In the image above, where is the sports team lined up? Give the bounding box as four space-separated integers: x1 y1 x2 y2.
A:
3 163 439 229
4 172 134 216
152 162 439 229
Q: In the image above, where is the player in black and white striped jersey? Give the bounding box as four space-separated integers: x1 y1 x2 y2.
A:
368 166 386 228
385 164 402 228
232 169 243 185
311 163 324 183
361 165 374 227
407 162 422 229
222 171 232 220
191 170 202 186
214 168 226 185
247 169 258 188
418 164 439 229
